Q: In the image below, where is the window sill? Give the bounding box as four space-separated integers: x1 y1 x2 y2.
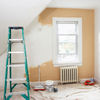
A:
53 62 82 67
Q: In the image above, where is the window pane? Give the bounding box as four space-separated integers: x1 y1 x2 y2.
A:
59 36 76 42
58 54 77 63
59 43 76 54
58 24 76 34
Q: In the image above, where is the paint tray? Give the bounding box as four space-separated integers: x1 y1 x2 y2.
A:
34 85 45 91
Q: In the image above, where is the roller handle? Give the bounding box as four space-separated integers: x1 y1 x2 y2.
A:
39 65 40 84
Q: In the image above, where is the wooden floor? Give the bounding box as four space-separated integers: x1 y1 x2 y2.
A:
0 83 100 100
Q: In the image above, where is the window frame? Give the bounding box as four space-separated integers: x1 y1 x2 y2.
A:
52 17 82 67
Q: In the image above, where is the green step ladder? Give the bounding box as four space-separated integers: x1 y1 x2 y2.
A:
3 27 30 100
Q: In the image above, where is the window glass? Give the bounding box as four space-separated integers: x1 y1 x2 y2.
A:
57 23 77 63
58 36 76 43
58 43 76 54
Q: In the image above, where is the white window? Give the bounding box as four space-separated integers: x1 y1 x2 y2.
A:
53 17 82 67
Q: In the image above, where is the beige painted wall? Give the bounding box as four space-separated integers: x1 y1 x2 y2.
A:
27 8 94 82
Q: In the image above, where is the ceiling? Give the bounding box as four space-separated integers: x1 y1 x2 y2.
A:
47 0 100 9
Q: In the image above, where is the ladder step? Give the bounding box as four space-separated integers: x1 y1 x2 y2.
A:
11 62 25 64
9 39 23 43
8 64 25 67
6 78 26 81
6 91 27 96
8 51 24 54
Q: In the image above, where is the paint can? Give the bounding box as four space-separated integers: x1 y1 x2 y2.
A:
45 80 53 91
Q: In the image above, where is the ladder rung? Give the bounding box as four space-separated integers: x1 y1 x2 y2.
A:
6 91 27 96
6 78 26 81
9 39 23 43
11 62 25 64
8 64 25 67
8 51 24 54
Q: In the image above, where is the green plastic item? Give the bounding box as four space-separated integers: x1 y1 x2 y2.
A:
3 27 30 100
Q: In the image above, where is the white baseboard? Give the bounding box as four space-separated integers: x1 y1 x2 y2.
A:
80 78 91 84
94 78 100 84
30 80 60 87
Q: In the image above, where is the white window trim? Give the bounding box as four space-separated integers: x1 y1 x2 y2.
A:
52 17 82 67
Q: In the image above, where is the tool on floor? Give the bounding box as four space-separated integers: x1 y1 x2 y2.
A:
84 78 95 86
53 87 58 92
34 65 45 91
3 27 30 100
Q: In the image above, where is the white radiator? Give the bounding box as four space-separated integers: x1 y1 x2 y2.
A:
60 66 78 83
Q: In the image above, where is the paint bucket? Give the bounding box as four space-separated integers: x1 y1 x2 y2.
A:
45 80 53 91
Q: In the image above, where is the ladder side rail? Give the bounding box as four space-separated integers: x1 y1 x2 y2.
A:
22 28 30 100
3 28 11 100
9 29 12 92
22 28 30 88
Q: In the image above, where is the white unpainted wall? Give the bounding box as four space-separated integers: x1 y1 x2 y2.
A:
25 17 53 66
